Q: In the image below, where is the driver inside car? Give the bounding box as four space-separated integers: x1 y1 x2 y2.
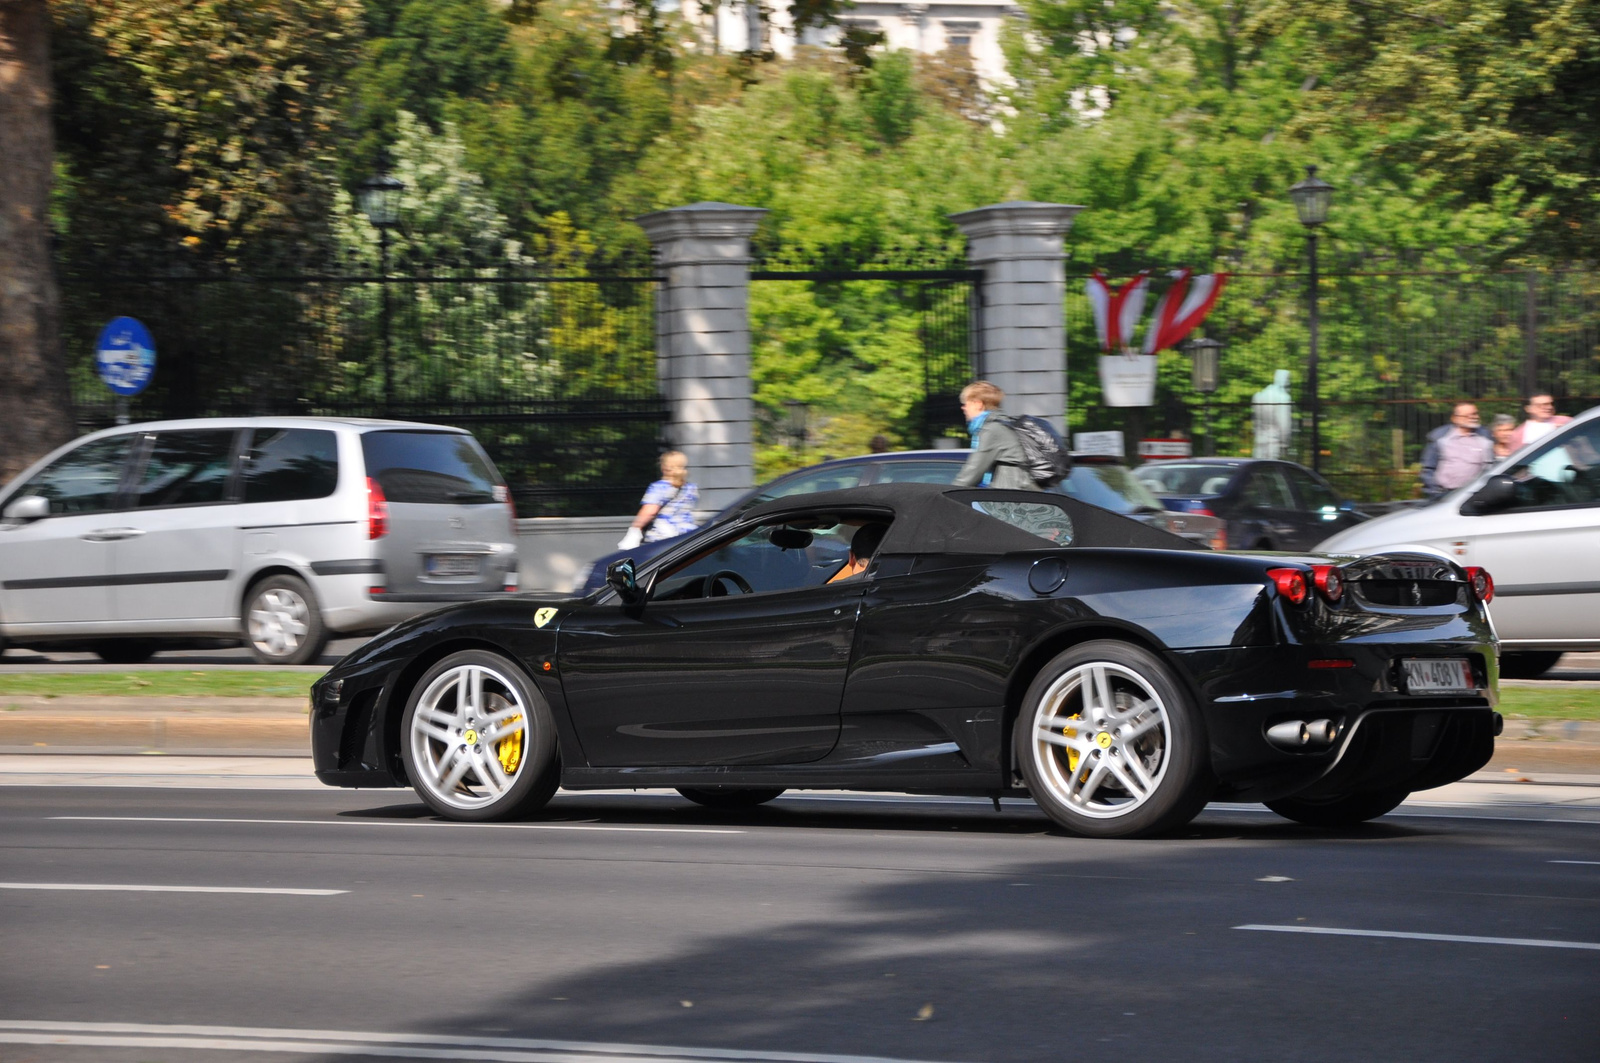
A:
826 522 889 584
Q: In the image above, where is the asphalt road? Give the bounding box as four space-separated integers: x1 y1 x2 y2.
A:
1 784 1596 1063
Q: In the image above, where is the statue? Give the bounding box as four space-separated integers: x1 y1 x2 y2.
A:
1252 369 1293 460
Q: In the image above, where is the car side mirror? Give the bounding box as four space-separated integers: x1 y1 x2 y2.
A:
605 558 649 606
1 495 49 522
1461 474 1516 516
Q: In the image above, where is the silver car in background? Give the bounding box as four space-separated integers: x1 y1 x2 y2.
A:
0 417 520 664
1318 404 1600 677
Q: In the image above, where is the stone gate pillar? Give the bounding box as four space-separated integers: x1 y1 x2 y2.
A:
635 202 767 513
949 202 1083 433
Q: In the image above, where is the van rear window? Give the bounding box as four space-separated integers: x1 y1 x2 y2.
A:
361 431 499 504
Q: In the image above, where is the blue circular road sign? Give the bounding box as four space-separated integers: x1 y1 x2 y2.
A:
95 316 157 397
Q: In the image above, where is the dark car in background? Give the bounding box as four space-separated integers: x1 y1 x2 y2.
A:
1135 458 1369 553
575 450 1226 592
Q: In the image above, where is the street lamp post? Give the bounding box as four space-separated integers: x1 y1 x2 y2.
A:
781 398 810 456
1289 165 1333 472
357 173 406 408
1185 336 1223 456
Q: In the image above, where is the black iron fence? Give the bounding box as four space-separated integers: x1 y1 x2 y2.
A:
749 240 980 470
1066 266 1600 501
61 268 664 515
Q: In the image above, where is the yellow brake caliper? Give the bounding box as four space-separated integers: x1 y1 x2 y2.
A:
496 715 524 775
1062 713 1083 774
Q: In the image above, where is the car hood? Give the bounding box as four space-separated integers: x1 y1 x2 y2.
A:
1314 499 1464 554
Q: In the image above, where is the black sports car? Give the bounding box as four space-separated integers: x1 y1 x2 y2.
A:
311 483 1501 838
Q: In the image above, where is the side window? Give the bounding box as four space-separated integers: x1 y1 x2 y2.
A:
652 520 863 600
873 461 960 484
10 435 134 516
242 429 339 503
969 499 1075 545
130 430 237 508
1504 421 1600 510
1243 468 1294 509
1288 468 1339 513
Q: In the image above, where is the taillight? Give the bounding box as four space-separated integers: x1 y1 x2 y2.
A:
366 476 389 540
495 483 517 538
1209 527 1228 550
1268 567 1309 605
1465 566 1494 603
1311 564 1344 603
1192 507 1217 518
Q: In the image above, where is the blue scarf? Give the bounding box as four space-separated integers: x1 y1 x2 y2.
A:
967 410 993 486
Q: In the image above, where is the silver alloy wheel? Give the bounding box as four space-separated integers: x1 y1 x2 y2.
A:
1027 661 1171 819
407 663 533 812
248 587 309 658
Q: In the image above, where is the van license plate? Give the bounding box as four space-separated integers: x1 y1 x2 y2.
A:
426 554 480 578
1401 658 1474 694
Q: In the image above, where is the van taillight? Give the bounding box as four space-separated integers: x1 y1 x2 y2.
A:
367 477 389 540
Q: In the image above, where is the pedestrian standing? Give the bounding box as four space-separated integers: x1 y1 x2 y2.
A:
618 450 699 550
951 381 1040 491
1491 414 1517 460
1508 393 1573 451
1420 403 1494 498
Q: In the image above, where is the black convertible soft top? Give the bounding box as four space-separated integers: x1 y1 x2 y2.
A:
734 482 1200 555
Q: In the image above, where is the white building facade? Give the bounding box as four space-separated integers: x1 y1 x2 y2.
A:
683 0 1021 88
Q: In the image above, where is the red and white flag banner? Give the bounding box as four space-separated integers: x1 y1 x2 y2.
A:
1087 270 1151 351
1143 269 1229 354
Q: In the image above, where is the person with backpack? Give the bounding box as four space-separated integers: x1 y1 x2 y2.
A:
952 380 1057 491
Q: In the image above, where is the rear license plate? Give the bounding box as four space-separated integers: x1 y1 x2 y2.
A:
425 554 481 578
1401 658 1474 694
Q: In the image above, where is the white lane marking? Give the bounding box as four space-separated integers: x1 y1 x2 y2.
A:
0 882 344 896
0 1021 966 1063
1235 924 1600 951
1550 859 1600 865
50 816 743 835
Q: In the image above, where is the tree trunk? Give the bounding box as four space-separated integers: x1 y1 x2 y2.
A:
0 0 73 482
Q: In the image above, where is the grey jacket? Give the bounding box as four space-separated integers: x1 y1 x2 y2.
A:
952 415 1041 491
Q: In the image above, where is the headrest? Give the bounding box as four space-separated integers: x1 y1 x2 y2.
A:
851 521 889 559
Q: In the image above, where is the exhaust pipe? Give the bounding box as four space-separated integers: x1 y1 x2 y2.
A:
1266 718 1341 751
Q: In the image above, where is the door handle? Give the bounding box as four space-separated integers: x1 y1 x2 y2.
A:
81 528 147 542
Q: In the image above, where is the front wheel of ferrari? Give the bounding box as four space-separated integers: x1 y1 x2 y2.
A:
1264 788 1408 827
401 650 560 821
1014 641 1210 838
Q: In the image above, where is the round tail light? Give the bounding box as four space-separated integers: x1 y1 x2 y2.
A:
1465 566 1494 603
1268 567 1309 605
1311 564 1344 603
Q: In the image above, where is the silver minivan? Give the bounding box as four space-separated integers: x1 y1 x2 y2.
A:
0 417 520 664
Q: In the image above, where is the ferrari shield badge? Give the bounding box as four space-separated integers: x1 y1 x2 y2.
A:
534 607 558 629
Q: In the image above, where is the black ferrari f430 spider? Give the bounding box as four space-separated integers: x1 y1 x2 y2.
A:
311 483 1501 837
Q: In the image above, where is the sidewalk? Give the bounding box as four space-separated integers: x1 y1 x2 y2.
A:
1 695 1597 776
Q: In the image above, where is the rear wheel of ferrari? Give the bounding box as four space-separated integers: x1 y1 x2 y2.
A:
676 787 785 809
1015 641 1210 838
401 650 560 821
1264 788 1408 827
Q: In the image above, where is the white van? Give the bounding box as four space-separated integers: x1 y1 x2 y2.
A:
1317 404 1600 677
0 418 521 664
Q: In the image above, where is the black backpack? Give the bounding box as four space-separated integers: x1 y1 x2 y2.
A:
999 414 1073 487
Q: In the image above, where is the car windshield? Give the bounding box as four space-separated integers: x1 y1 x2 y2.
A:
1134 463 1237 496
1064 464 1166 514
